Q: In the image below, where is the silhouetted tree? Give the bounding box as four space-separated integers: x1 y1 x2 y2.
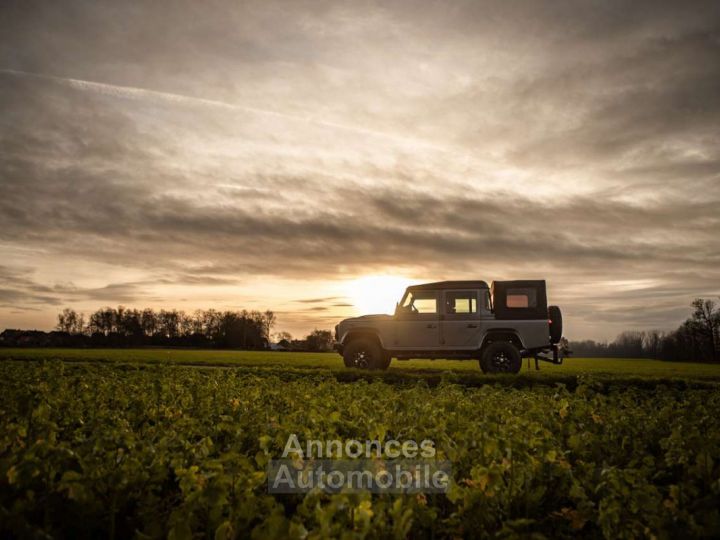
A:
117 307 143 338
262 310 277 340
305 329 333 352
689 298 719 362
88 307 115 336
56 308 84 334
140 308 158 337
274 331 293 343
158 310 182 339
610 331 644 358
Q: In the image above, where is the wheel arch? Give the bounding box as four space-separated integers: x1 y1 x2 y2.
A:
341 328 386 349
480 329 525 352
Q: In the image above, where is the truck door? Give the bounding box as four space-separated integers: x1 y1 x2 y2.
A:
441 289 489 349
393 290 441 349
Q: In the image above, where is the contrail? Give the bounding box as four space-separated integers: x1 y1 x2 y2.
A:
0 68 444 150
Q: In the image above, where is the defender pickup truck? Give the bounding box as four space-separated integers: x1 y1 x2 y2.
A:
334 280 563 373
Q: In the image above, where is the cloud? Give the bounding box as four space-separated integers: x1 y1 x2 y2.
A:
0 267 64 306
1 0 719 339
0 265 146 305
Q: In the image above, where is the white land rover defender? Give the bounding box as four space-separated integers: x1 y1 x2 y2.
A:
334 280 563 374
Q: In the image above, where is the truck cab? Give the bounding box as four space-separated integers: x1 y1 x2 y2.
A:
335 280 563 373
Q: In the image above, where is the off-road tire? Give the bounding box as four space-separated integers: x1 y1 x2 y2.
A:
548 305 563 344
480 342 522 374
343 338 385 370
378 353 392 370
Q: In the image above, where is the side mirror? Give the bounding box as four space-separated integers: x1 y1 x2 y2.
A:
394 302 400 316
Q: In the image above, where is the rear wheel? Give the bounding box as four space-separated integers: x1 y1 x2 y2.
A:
480 342 522 374
343 338 388 370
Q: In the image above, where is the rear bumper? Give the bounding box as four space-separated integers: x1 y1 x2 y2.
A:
532 344 563 365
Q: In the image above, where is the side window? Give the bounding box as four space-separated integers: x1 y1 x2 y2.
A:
445 291 478 314
506 288 537 308
401 291 438 314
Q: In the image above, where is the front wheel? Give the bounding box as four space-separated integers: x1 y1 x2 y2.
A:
480 342 522 374
343 338 388 370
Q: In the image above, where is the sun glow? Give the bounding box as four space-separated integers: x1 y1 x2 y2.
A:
345 275 419 315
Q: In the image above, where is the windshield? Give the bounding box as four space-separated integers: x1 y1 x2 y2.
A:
399 290 438 314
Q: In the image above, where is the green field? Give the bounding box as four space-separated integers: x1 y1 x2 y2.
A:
1 350 719 538
2 347 720 380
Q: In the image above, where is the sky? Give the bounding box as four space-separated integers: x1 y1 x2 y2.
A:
1 0 719 341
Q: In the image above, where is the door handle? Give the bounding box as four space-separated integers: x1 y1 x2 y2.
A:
467 324 478 328
427 324 437 328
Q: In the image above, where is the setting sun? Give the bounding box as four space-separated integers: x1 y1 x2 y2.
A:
345 275 419 315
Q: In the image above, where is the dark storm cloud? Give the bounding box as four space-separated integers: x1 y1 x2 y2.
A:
1 0 719 338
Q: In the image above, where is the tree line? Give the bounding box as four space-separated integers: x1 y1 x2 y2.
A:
569 298 720 362
0 305 338 352
52 306 277 349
